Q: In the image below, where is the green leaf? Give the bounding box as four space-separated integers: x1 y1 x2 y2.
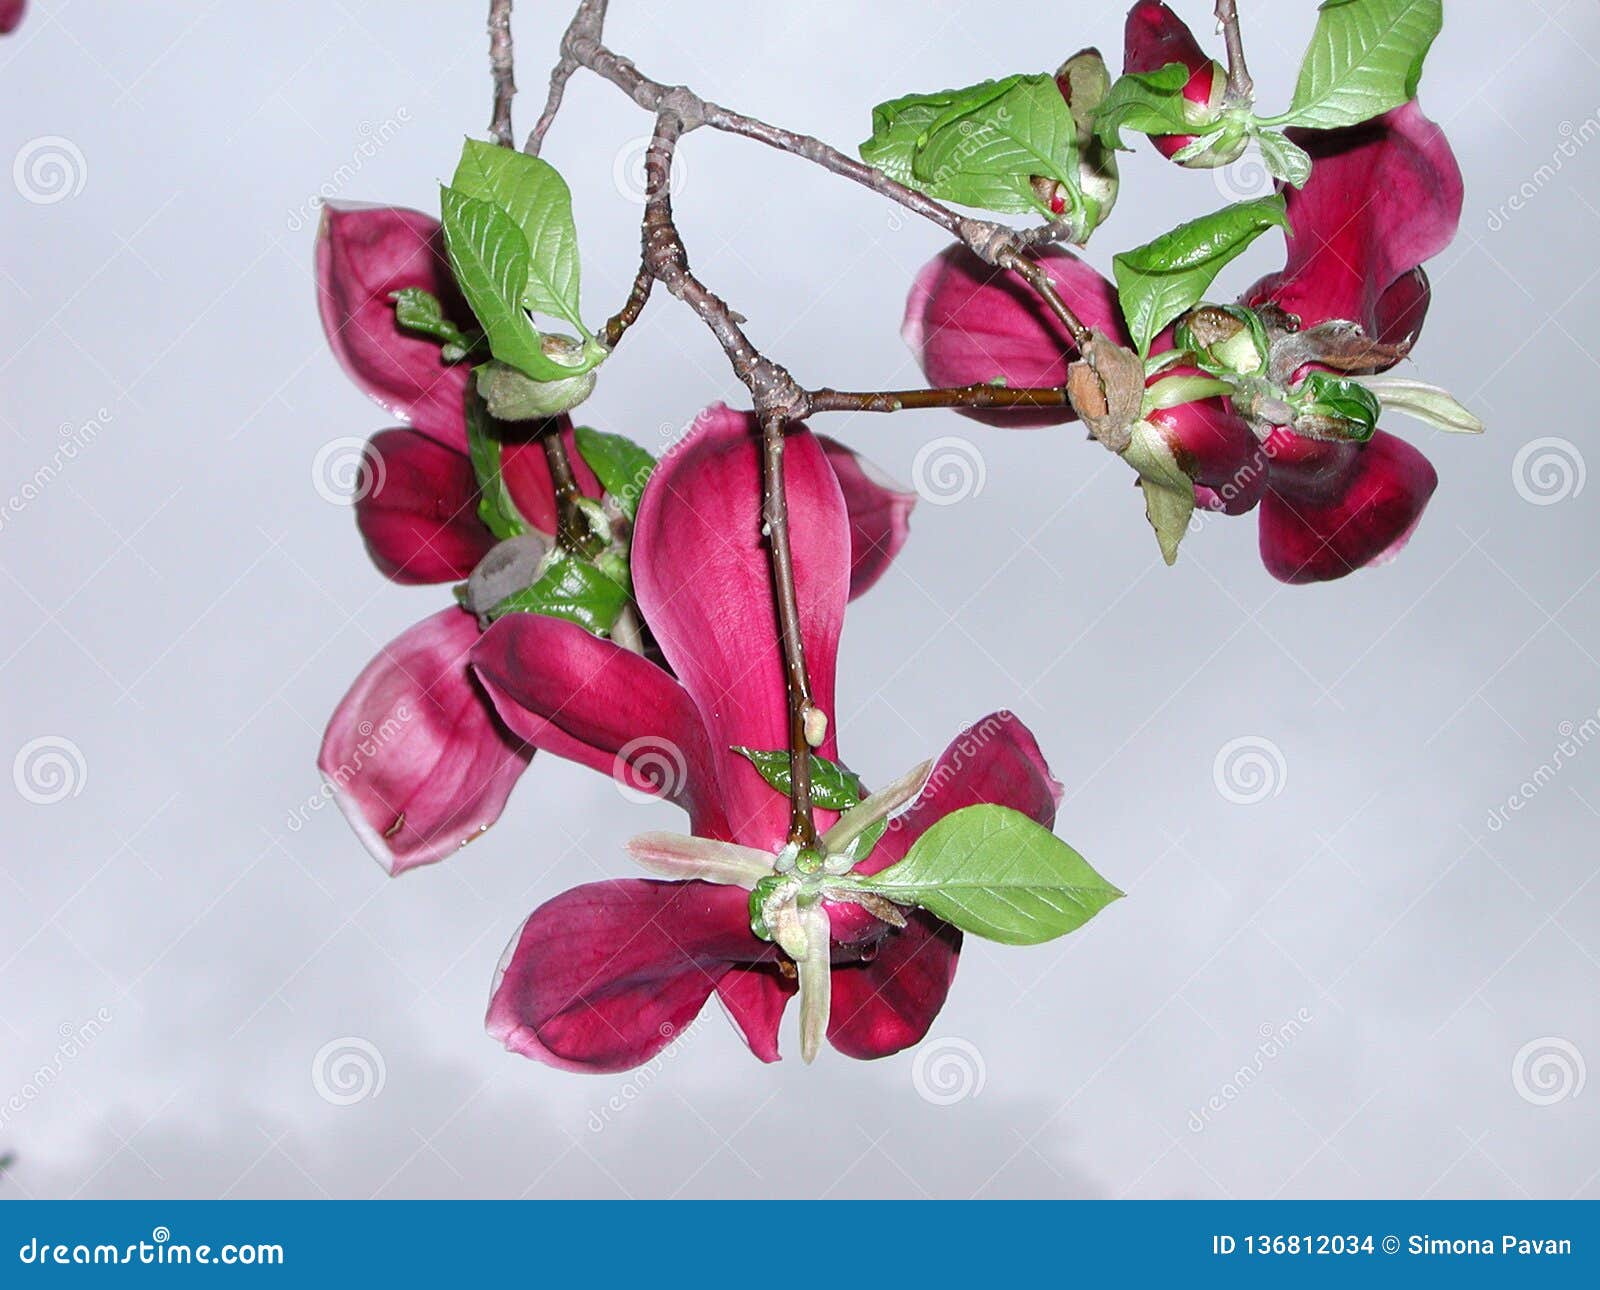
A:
465 387 527 541
1272 0 1442 130
439 186 575 381
452 139 586 331
573 426 656 521
1254 129 1313 188
1354 375 1485 433
731 747 863 811
1123 421 1195 565
1111 195 1288 356
391 286 474 353
859 89 967 186
913 74 1080 216
1093 63 1218 150
487 551 627 635
856 804 1122 945
1293 371 1380 441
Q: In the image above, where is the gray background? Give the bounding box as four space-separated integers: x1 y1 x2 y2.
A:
1 0 1595 1199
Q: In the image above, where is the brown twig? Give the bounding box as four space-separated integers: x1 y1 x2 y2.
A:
1002 255 1091 349
488 0 517 147
760 413 819 848
1214 0 1254 104
807 384 1069 414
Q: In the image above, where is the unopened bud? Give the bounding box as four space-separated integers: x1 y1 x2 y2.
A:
802 704 828 748
476 335 598 420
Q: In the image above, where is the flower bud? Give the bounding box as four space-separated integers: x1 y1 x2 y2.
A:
1122 1 1245 168
1054 47 1120 235
475 335 598 421
1176 305 1269 377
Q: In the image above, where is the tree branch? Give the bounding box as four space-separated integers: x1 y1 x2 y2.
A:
488 0 517 147
806 383 1069 415
1214 0 1254 104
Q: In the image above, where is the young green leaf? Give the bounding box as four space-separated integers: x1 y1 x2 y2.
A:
391 286 474 353
856 804 1122 945
1123 420 1196 565
439 186 575 382
1253 129 1313 188
1295 371 1381 441
1111 195 1288 356
913 74 1080 217
452 139 586 332
1093 62 1218 150
487 551 628 635
731 747 863 811
859 88 968 186
1272 0 1442 130
465 388 528 541
1354 375 1485 433
573 425 656 521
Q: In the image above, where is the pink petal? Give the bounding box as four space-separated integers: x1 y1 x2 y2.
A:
902 246 1125 427
316 204 472 451
818 435 915 598
1245 103 1462 344
827 712 1063 1059
318 607 530 875
0 0 25 34
499 419 603 534
470 613 732 839
356 428 494 584
1123 0 1221 160
631 404 849 850
487 879 777 1073
715 968 794 1064
1258 430 1438 584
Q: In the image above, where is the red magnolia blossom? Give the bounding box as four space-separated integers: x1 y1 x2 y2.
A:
314 204 915 874
1123 0 1229 162
469 407 1064 1069
902 92 1463 584
0 1 24 35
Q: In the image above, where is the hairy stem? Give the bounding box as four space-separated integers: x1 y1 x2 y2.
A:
1214 0 1254 104
488 0 517 147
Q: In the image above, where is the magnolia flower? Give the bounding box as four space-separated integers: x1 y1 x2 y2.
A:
314 205 916 874
901 98 1462 583
470 406 1064 1070
1122 0 1238 165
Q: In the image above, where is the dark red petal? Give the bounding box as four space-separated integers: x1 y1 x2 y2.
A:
827 712 1062 1059
715 968 794 1063
1146 367 1269 513
487 880 776 1073
318 608 530 875
315 205 472 450
1245 103 1462 343
470 613 733 839
818 435 915 598
902 245 1125 427
355 429 493 584
0 0 25 34
1259 430 1438 584
631 405 849 850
